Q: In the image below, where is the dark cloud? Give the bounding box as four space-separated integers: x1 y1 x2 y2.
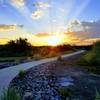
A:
81 20 100 34
68 20 100 39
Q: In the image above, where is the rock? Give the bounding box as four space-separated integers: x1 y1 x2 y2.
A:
22 92 33 100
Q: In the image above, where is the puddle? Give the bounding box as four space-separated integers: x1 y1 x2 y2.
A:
58 77 74 86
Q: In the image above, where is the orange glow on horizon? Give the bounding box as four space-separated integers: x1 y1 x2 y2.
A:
0 32 100 46
46 35 61 46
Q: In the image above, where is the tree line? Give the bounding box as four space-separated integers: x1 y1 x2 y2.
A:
0 38 93 57
0 38 33 57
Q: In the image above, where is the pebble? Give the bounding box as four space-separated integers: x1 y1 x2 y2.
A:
10 63 60 100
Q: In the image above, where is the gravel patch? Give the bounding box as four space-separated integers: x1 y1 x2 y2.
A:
10 59 100 100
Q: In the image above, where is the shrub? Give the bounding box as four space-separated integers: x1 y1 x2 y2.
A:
33 54 42 60
18 70 26 78
0 87 20 100
57 55 63 61
77 41 100 74
95 89 100 100
58 87 73 99
15 59 20 64
77 57 88 65
84 41 100 65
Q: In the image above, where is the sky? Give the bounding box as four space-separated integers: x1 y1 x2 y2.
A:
0 0 100 46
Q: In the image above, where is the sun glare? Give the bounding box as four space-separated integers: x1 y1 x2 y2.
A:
47 34 62 46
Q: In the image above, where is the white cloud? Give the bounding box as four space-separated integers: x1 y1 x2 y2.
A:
31 10 44 20
11 0 24 8
67 19 83 32
31 2 50 20
10 0 34 25
10 1 50 20
33 2 50 9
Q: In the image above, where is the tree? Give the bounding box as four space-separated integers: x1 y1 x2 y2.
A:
5 38 33 56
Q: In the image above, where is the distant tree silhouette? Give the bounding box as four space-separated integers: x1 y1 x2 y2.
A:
0 38 95 57
15 38 31 53
3 38 33 57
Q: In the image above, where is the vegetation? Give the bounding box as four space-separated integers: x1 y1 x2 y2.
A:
57 55 63 61
95 89 100 100
58 87 73 99
0 38 33 57
85 41 100 65
18 70 26 78
33 54 43 60
77 41 100 74
0 87 20 100
0 38 93 63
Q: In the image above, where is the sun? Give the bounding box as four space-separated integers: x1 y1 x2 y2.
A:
47 35 61 46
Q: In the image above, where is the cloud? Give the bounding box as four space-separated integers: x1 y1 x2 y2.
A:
63 31 100 45
74 38 100 45
33 2 50 9
81 21 100 33
0 38 9 44
71 19 81 25
11 0 24 8
67 20 100 39
62 19 100 45
32 2 50 20
0 24 23 31
34 33 52 37
31 10 44 20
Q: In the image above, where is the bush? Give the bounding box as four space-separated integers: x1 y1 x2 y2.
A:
95 89 100 100
0 87 20 100
77 41 100 74
58 87 73 99
57 55 63 61
33 54 42 60
84 41 100 65
18 70 26 78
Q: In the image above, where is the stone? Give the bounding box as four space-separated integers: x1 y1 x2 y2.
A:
22 92 33 100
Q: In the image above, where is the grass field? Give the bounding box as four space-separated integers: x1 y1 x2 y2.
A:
0 50 74 62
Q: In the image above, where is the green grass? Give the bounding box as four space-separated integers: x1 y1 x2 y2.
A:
0 50 74 63
0 57 27 62
77 54 100 74
77 41 100 75
18 70 26 78
58 87 73 99
95 89 100 100
33 50 74 60
0 87 20 100
33 54 43 60
62 50 74 55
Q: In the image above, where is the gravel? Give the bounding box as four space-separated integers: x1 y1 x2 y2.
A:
9 60 100 100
